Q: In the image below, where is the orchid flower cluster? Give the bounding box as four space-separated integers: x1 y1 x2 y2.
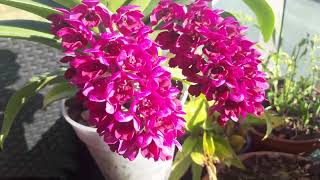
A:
48 0 185 161
152 0 269 126
48 0 268 161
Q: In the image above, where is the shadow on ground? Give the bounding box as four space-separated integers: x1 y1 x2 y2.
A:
0 39 103 180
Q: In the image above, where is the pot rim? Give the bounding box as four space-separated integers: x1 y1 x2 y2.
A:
250 126 320 144
239 151 309 161
61 99 97 133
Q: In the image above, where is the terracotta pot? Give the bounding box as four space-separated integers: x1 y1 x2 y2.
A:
213 151 312 180
216 151 309 171
61 100 173 180
249 126 320 154
238 151 309 161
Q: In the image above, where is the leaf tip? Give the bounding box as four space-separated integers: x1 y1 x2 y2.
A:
0 135 5 150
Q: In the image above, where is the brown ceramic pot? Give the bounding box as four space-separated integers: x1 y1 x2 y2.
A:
249 126 320 154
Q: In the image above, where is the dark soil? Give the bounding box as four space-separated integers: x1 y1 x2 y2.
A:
218 154 320 180
65 98 90 126
256 118 320 140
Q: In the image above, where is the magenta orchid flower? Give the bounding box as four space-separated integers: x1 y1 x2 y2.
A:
49 0 185 161
151 0 269 125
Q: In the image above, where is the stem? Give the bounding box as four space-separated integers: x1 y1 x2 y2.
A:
277 0 287 54
206 162 217 180
180 84 190 105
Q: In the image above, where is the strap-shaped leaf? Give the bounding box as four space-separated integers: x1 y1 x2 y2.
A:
262 112 276 140
170 136 198 180
43 81 77 108
52 0 81 8
190 152 205 166
106 0 155 13
213 135 245 170
191 162 202 180
173 0 192 5
99 0 108 6
203 131 215 156
0 0 60 18
174 136 198 161
30 0 63 8
143 0 160 23
185 95 208 132
0 22 60 48
242 0 275 42
169 154 192 180
0 72 65 149
129 0 152 12
221 11 237 19
105 0 127 12
0 20 51 33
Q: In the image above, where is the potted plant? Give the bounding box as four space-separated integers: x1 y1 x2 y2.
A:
0 0 273 179
250 34 320 154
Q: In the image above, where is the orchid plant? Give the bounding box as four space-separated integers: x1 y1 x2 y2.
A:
0 0 274 180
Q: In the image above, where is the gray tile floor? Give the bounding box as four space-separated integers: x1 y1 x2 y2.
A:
0 39 103 179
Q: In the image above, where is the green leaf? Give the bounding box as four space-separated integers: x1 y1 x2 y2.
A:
0 135 4 149
170 136 201 180
213 135 245 170
173 0 192 5
174 136 198 161
149 29 166 41
0 73 64 149
99 0 108 6
229 157 245 170
105 0 128 12
170 67 186 81
213 135 234 160
185 95 208 132
203 131 215 156
242 0 275 42
0 24 60 48
221 11 236 19
229 135 246 153
0 0 60 18
246 111 284 139
169 154 192 180
190 152 205 166
0 20 51 33
129 0 152 12
106 0 154 14
191 162 203 180
143 0 160 23
262 112 274 140
28 0 63 8
52 0 81 8
43 82 77 108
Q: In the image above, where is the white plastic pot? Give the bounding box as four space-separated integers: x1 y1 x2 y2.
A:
61 100 173 180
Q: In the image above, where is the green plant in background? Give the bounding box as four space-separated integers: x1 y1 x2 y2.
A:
263 34 320 128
